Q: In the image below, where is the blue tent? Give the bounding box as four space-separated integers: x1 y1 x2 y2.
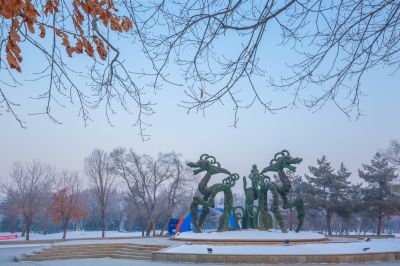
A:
175 208 239 234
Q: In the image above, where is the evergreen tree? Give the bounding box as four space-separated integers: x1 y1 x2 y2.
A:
359 153 398 235
305 156 352 235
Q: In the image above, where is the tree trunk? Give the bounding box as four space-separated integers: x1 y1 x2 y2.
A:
289 206 293 231
146 220 152 236
377 215 383 236
25 223 30 241
62 220 68 240
21 223 26 237
101 208 106 238
160 218 170 236
326 211 333 236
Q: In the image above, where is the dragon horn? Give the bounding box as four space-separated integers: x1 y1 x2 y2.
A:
200 154 209 160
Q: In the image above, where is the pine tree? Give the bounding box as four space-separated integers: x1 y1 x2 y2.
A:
359 153 398 235
305 156 352 235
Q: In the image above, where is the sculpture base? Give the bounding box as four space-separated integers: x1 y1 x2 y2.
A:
156 237 400 264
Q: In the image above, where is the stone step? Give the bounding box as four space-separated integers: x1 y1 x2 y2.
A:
16 243 167 262
49 244 127 250
128 244 166 248
16 254 113 262
28 252 116 257
121 246 161 251
118 248 153 254
111 253 152 260
33 248 120 254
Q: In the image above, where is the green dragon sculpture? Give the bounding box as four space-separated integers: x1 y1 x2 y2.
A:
260 150 304 232
242 165 260 229
188 150 304 234
187 154 241 232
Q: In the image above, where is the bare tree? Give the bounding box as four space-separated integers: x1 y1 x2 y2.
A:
110 149 192 236
85 149 116 238
384 140 400 168
48 170 85 239
2 1 399 135
0 1 153 139
2 161 53 240
130 0 400 124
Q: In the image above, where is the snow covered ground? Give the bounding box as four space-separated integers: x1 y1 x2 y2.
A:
53 237 176 246
174 230 326 241
163 238 400 255
0 231 144 241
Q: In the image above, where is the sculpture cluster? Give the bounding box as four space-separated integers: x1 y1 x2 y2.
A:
187 150 305 233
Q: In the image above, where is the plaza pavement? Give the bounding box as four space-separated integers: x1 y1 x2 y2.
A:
1 245 400 266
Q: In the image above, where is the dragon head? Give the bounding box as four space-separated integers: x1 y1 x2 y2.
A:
187 154 231 175
261 150 302 174
271 150 302 172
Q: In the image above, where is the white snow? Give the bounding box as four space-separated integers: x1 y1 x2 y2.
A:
53 237 176 246
163 238 400 255
0 231 143 241
173 230 326 241
0 243 50 249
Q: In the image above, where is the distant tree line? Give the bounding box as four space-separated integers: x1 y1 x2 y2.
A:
0 149 194 240
1 141 400 239
285 140 400 236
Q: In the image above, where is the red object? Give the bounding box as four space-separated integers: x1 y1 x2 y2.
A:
175 213 186 234
0 234 18 240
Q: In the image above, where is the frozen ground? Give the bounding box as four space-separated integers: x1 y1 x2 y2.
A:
164 238 400 255
0 231 144 241
174 230 326 241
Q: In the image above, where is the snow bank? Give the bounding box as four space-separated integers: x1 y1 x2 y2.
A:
164 238 400 255
173 230 326 241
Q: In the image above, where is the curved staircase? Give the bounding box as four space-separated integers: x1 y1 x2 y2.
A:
15 243 168 262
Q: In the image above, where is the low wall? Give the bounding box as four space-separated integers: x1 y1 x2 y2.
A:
153 251 400 264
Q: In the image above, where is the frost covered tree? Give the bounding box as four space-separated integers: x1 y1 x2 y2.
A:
384 140 400 169
48 171 87 239
359 153 399 235
2 161 53 240
85 149 117 238
110 149 192 236
305 156 352 235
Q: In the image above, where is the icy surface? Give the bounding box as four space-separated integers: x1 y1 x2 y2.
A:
174 230 326 240
163 238 400 255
